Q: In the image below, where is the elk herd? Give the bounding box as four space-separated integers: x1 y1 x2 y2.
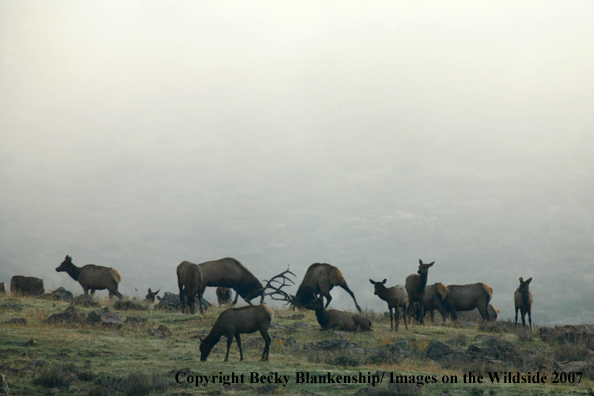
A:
44 255 534 362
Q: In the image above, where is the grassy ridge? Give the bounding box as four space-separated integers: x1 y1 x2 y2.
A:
0 293 593 395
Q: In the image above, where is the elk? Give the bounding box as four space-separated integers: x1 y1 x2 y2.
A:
445 283 493 321
199 258 292 305
369 279 408 331
404 259 435 324
455 304 499 322
292 263 362 313
514 277 533 329
145 288 160 303
216 287 233 305
409 282 449 324
56 255 123 299
199 305 274 362
177 261 205 314
305 297 372 331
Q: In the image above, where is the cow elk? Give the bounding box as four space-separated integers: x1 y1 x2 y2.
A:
369 279 408 331
514 277 533 329
56 255 123 299
145 288 160 303
176 261 205 314
445 283 493 321
199 305 274 362
305 297 372 331
416 283 449 323
405 260 435 324
291 263 362 312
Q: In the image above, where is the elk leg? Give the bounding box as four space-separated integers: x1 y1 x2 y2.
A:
515 307 519 326
477 304 489 321
521 311 526 327
232 291 240 306
260 329 271 361
394 306 399 331
340 282 362 313
235 334 244 361
402 304 408 331
178 283 186 313
528 310 532 330
389 306 394 331
224 336 233 362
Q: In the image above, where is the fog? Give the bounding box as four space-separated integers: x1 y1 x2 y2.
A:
1 1 593 325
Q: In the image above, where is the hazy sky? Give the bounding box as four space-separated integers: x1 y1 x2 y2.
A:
1 1 593 324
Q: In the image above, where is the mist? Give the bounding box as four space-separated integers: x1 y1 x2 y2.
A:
1 1 593 325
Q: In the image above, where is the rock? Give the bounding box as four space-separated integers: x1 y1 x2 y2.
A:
270 322 286 329
113 299 147 311
10 275 44 296
42 287 73 302
0 282 5 294
149 325 172 338
307 338 355 351
426 340 456 359
86 310 123 328
0 303 22 311
125 317 148 326
44 306 87 324
244 338 264 348
554 361 592 372
154 292 211 311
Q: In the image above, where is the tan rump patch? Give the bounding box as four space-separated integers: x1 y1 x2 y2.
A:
110 268 122 284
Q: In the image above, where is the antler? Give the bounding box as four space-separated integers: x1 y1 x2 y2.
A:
262 265 296 305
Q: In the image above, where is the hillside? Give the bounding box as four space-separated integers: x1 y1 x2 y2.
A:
0 292 593 396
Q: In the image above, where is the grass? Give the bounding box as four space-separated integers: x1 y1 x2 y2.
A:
0 293 593 395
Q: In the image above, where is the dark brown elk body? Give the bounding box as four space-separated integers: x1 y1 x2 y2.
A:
199 258 265 305
199 305 274 362
10 276 44 296
445 283 493 321
514 277 533 329
295 263 362 312
405 260 434 324
369 279 408 331
216 287 232 305
418 283 449 323
176 261 205 314
55 255 122 299
305 297 372 331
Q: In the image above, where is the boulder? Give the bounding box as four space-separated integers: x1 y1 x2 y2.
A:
426 340 456 359
42 287 74 302
10 275 44 296
73 294 100 307
44 306 87 324
86 310 123 328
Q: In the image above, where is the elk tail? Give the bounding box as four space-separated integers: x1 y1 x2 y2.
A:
110 268 122 284
481 283 493 302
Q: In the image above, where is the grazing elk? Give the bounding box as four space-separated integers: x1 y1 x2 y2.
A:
216 287 233 305
410 282 449 324
305 297 372 332
199 258 292 305
405 260 435 324
177 261 205 314
199 305 274 362
514 277 533 329
56 255 123 299
292 263 362 313
145 288 160 303
445 283 493 321
369 279 408 331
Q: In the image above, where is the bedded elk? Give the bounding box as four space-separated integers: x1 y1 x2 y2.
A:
199 305 274 362
216 287 233 305
514 277 533 329
291 263 362 313
445 283 493 321
177 261 205 314
305 297 372 332
369 279 408 331
198 258 293 305
56 255 123 299
405 260 435 324
145 288 160 303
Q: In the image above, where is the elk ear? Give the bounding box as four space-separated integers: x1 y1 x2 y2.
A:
525 277 532 285
519 277 524 283
427 261 435 267
369 279 375 285
419 259 423 265
382 279 387 284
148 288 152 293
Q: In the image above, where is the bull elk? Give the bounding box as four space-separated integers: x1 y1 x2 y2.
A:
445 283 493 321
305 297 372 331
177 261 205 314
404 259 435 324
199 305 274 362
198 258 293 305
56 255 123 299
369 279 408 331
514 277 533 329
290 263 362 313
